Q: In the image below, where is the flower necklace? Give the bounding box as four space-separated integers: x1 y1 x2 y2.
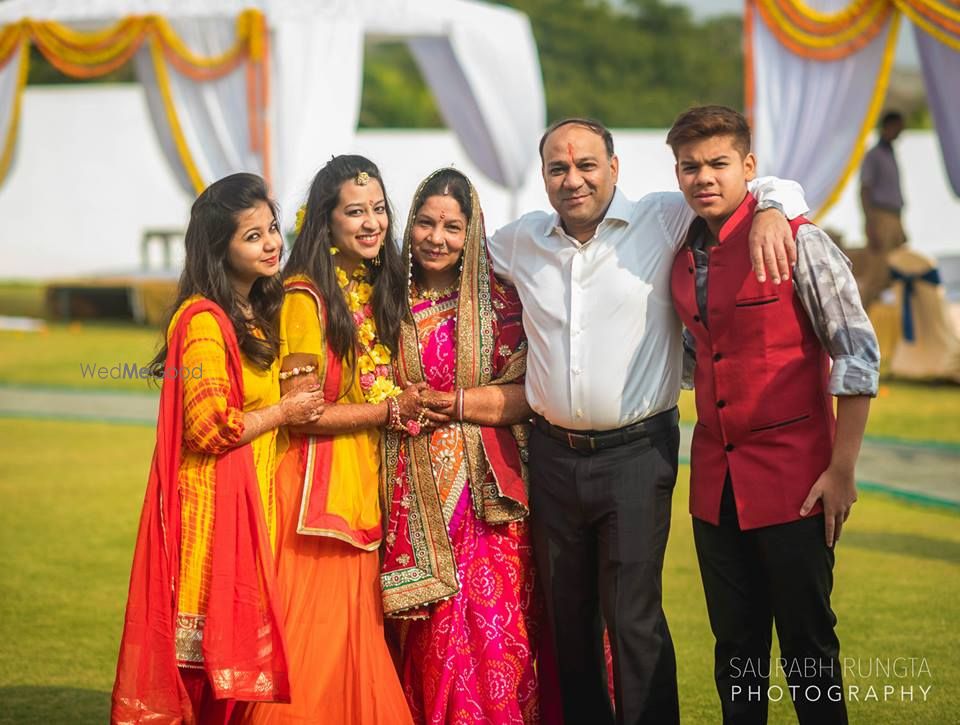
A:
334 251 401 404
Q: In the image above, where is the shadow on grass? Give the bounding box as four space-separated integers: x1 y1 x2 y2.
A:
842 530 960 564
0 686 109 725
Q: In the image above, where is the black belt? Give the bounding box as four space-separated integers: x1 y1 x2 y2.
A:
533 407 679 454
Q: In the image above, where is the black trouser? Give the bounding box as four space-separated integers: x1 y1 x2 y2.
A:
529 422 681 725
693 476 847 725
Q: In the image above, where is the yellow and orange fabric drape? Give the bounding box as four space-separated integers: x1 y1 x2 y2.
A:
746 0 960 217
0 10 270 191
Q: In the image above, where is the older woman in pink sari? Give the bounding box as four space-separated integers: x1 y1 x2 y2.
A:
379 168 548 723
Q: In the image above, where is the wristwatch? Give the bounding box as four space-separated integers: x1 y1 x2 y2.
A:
756 199 785 215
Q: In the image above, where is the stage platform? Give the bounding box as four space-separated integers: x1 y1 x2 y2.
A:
45 271 178 326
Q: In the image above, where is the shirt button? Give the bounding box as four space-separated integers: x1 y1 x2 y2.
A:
713 353 722 362
576 409 584 418
725 443 735 452
717 400 726 409
573 368 582 375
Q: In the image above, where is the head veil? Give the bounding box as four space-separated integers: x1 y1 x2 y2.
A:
396 169 518 379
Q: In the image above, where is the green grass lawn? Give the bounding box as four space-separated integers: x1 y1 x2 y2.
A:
0 323 162 392
0 420 152 724
0 418 956 724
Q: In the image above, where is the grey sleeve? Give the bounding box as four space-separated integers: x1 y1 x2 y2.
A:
681 327 697 390
793 224 880 396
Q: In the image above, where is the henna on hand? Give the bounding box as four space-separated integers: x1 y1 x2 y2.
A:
280 388 325 426
396 384 425 420
421 388 456 415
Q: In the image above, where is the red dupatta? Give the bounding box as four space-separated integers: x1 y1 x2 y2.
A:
111 299 289 725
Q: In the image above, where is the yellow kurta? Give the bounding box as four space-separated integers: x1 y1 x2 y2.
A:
279 285 381 533
170 295 280 666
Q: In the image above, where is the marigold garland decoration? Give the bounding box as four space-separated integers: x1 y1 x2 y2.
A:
294 204 306 234
335 258 401 404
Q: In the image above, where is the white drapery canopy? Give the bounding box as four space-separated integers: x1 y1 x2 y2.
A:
0 0 546 218
746 0 960 218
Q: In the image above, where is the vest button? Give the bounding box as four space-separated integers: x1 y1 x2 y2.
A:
688 266 694 274
713 353 722 362
725 443 735 452
693 315 701 323
717 400 726 408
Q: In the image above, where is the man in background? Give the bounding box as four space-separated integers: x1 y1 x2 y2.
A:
859 110 907 308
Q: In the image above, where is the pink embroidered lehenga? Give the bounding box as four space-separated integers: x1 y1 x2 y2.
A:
379 170 544 724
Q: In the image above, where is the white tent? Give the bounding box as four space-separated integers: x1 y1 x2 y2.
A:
746 0 960 218
0 0 545 217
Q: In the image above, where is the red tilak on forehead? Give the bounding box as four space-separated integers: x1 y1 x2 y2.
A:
440 184 449 220
567 143 576 165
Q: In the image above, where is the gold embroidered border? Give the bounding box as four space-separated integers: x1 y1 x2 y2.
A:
412 296 457 323
175 612 205 665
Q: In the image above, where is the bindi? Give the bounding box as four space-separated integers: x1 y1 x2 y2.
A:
567 143 576 166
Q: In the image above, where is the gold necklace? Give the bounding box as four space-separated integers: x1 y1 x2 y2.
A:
413 280 458 305
237 298 254 320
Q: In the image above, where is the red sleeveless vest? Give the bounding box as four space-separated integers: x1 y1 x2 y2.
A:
670 193 835 530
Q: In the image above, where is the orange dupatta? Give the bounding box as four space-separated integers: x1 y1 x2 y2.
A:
111 299 289 725
281 278 382 550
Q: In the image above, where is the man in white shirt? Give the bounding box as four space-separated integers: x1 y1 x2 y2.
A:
487 118 807 725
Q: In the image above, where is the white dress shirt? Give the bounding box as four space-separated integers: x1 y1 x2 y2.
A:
488 179 808 431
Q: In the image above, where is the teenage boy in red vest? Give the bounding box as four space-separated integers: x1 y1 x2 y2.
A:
667 106 880 725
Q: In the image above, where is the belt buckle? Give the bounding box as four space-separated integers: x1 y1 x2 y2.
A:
566 431 596 452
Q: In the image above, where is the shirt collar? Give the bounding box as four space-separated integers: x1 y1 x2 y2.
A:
684 191 756 250
604 187 632 224
549 186 631 238
685 217 709 251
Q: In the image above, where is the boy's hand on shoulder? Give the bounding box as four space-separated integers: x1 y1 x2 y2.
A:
749 208 797 284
